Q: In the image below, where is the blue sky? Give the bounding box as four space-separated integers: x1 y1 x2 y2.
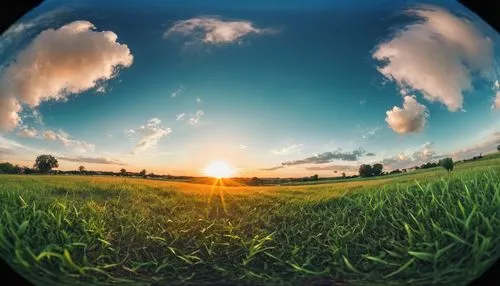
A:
0 0 499 177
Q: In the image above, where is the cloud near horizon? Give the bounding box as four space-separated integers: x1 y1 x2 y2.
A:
260 165 284 171
281 148 367 166
58 155 125 165
386 96 428 134
380 142 444 170
164 16 277 45
304 165 358 172
0 20 133 131
449 131 500 160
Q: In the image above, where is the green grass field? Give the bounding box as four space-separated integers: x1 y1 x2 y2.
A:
1 156 499 285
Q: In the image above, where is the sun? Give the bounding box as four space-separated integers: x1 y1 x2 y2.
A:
203 160 235 178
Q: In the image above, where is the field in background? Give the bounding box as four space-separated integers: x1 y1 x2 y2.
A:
0 156 499 285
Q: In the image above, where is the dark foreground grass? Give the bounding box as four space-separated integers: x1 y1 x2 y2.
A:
0 165 499 285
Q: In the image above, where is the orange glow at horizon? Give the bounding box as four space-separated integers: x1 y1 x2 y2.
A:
203 160 236 178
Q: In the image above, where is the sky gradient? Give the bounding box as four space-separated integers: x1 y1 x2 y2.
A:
1 0 499 177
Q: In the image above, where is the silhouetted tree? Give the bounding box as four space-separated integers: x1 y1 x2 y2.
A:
440 158 454 172
372 163 383 176
0 162 16 174
78 166 85 174
140 169 147 177
34 155 58 174
311 174 319 181
359 164 373 177
120 168 126 176
342 172 346 178
497 145 500 152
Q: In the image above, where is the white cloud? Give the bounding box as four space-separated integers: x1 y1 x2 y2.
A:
55 130 95 153
381 142 444 170
126 118 172 154
40 129 94 153
176 113 186 121
43 130 57 141
239 145 247 150
386 96 428 134
196 97 202 103
493 81 500 110
0 21 133 131
16 126 38 138
170 85 184 98
361 126 381 139
164 16 276 45
0 97 22 131
494 91 500 110
373 5 495 112
271 143 303 155
187 110 204 126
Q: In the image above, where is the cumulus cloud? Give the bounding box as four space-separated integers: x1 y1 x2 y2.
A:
164 16 276 45
373 5 495 112
281 148 367 166
127 118 172 154
271 143 303 155
58 155 125 165
386 96 428 134
187 111 204 126
0 21 133 131
16 126 38 138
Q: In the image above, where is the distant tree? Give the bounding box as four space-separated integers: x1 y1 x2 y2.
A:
140 169 147 177
359 164 373 177
34 155 58 174
250 177 261 185
372 163 383 176
78 165 85 173
341 172 346 178
497 145 500 152
440 158 454 172
311 174 319 181
0 162 16 174
120 168 126 176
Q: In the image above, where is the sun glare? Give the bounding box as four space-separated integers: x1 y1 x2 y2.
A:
203 160 235 178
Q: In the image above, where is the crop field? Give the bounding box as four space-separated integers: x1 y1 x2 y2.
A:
0 156 499 285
